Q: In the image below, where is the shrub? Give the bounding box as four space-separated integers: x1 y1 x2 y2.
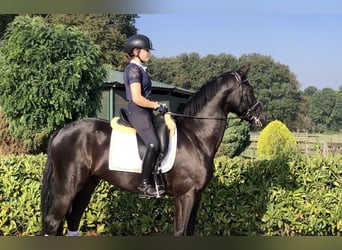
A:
1 154 341 236
0 154 45 235
257 120 298 159
0 110 28 155
200 155 342 236
217 113 251 158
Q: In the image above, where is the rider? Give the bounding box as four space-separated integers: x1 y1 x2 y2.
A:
123 34 168 198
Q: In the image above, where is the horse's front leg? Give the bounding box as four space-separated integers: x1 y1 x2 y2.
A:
174 188 201 236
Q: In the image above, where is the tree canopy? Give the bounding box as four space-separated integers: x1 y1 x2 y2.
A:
0 15 107 152
44 14 138 70
148 52 312 131
0 13 341 152
309 88 342 132
148 52 342 132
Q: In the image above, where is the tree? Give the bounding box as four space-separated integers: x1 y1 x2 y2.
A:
148 55 179 85
303 86 318 97
239 53 304 130
152 52 308 131
148 52 238 90
309 88 342 132
300 86 319 132
330 93 342 132
0 16 107 152
45 14 138 70
198 53 238 89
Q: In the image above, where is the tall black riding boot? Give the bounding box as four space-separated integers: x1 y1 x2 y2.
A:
138 144 159 198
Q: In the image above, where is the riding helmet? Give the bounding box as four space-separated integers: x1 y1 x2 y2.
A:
124 34 154 55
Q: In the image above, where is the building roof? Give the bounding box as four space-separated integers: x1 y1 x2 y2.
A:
105 69 194 96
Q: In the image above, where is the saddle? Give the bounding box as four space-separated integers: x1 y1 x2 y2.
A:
116 108 170 160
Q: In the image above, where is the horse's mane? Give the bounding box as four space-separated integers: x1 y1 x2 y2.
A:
179 72 234 116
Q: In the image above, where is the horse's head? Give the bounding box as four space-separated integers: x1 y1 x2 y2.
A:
229 65 266 127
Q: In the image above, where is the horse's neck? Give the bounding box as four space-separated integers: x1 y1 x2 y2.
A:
179 81 234 157
180 109 227 158
198 118 227 157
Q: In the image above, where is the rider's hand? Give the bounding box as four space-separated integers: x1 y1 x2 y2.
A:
155 103 168 114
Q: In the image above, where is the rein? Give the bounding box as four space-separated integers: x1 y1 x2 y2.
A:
167 72 259 123
167 111 227 121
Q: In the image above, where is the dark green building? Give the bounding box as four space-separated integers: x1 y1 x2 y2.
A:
98 70 194 120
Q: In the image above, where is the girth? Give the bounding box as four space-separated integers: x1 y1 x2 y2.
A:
117 108 170 160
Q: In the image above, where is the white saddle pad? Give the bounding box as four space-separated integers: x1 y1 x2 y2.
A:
108 127 177 173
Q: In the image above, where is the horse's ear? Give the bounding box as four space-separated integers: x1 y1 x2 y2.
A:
237 64 250 76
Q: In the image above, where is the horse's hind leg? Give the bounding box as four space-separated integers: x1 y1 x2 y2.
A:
43 166 90 236
66 176 100 235
44 193 75 236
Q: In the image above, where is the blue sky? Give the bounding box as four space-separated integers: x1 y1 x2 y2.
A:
134 2 342 90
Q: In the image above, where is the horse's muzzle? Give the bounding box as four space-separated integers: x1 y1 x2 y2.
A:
246 102 266 127
251 115 264 127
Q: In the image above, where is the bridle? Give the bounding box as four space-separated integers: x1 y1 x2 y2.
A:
239 101 263 126
168 72 262 125
231 71 263 126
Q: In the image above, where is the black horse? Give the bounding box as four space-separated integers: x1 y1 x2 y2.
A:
41 65 266 236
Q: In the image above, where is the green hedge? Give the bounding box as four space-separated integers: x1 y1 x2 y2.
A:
0 154 43 235
0 154 341 236
201 156 342 236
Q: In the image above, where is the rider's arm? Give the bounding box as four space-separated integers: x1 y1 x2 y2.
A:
130 82 159 109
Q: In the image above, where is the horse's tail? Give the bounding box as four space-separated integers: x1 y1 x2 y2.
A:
41 129 60 235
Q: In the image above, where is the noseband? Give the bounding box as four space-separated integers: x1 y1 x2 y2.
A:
239 101 263 127
232 72 263 126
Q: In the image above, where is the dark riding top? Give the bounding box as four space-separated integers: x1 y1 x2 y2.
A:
123 61 152 101
123 60 160 152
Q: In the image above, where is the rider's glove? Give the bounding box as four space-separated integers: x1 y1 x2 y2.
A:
155 103 168 114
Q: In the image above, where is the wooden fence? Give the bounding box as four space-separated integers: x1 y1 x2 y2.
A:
244 132 342 157
296 141 342 157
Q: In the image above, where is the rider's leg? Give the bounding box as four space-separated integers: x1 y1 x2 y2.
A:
138 143 159 197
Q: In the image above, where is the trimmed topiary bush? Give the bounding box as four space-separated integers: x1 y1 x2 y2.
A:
217 113 251 158
257 120 298 159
